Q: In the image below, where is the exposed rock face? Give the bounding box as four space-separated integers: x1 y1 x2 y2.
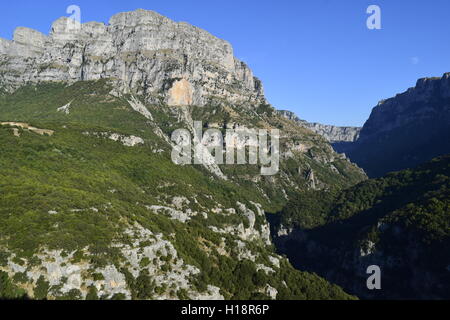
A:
362 75 450 136
0 9 265 107
338 73 450 177
167 79 194 106
277 110 361 143
304 123 361 143
83 131 145 147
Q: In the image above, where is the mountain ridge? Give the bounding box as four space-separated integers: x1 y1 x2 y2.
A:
0 9 265 107
277 110 361 143
336 72 450 177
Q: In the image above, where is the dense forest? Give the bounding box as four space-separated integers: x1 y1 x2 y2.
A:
276 155 450 299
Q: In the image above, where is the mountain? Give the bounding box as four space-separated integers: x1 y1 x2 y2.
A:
277 110 361 143
273 155 450 299
0 10 365 300
335 74 450 177
0 9 264 107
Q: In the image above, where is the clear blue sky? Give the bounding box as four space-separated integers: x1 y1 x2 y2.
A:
1 0 449 126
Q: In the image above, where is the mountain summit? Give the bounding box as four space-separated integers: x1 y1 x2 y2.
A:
0 9 265 107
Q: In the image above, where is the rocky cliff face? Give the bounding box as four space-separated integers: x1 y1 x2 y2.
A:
361 75 450 137
0 9 265 107
277 110 361 143
339 73 450 177
304 123 361 143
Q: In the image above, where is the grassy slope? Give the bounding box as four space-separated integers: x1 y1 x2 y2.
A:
0 80 356 300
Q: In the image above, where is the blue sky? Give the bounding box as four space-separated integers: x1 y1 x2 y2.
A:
1 0 449 126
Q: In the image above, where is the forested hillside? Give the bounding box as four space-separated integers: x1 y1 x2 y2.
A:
275 155 450 299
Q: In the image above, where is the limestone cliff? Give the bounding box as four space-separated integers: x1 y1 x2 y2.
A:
277 110 361 143
0 9 265 107
340 73 450 177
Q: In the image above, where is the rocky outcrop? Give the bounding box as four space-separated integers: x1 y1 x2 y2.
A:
304 123 361 143
361 75 450 137
277 110 306 124
83 131 145 147
339 73 450 177
277 110 361 143
0 9 265 107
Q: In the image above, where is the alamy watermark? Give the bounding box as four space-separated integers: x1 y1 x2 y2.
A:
367 5 382 30
171 122 280 176
366 265 381 290
66 5 82 32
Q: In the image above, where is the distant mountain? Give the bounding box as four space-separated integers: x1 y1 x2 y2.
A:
335 74 450 177
273 155 450 299
277 110 361 143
